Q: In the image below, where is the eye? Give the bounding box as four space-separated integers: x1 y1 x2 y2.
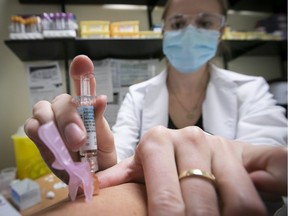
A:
169 16 188 30
196 17 214 29
196 14 222 30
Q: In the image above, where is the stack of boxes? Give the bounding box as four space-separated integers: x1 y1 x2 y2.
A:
80 20 110 38
110 21 140 38
79 20 161 39
9 15 162 40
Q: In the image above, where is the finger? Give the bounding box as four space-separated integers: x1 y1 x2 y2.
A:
136 126 185 216
24 117 54 161
24 114 70 183
243 144 287 195
28 100 55 153
69 55 95 96
32 100 54 124
175 127 219 216
51 94 86 152
211 138 267 216
94 95 117 169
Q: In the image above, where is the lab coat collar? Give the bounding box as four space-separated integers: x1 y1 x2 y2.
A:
141 70 168 136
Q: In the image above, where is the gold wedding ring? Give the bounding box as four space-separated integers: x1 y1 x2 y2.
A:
179 169 216 183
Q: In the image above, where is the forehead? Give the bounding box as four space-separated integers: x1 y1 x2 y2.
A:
165 0 222 19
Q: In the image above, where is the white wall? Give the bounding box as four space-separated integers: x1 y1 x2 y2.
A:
0 0 60 170
0 1 285 170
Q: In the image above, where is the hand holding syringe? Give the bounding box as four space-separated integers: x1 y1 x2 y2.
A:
37 73 99 202
30 55 118 202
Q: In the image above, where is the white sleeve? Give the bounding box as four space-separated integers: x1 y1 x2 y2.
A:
112 88 143 162
236 77 287 146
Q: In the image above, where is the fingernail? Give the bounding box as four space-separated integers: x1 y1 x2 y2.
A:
64 123 86 150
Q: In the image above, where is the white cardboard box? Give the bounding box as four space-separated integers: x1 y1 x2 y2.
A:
10 178 41 210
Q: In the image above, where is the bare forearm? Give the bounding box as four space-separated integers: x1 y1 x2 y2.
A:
39 183 147 216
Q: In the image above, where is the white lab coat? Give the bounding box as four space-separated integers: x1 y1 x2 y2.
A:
113 64 287 161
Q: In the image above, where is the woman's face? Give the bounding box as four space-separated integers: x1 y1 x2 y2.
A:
162 0 224 73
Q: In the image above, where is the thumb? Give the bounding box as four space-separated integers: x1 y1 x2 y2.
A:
244 145 287 195
96 156 144 188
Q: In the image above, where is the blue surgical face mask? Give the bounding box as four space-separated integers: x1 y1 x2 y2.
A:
163 25 220 74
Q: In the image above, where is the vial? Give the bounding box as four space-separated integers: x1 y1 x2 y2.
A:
74 73 98 172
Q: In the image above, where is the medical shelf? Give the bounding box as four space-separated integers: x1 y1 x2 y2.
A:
4 39 67 61
4 39 287 62
221 40 287 70
18 0 167 7
4 38 163 61
222 40 287 61
5 0 287 94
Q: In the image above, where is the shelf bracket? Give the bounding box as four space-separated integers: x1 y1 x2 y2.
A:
147 5 154 30
61 0 66 12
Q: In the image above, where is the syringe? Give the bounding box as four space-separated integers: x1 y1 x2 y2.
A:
74 73 98 173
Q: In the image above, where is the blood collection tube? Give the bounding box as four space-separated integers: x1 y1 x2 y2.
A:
74 73 98 172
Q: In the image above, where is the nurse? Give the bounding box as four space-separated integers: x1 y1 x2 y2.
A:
24 0 287 215
113 0 286 160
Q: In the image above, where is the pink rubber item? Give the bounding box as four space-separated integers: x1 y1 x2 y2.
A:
38 121 94 202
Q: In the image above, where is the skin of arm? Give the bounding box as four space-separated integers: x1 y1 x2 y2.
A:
37 183 147 216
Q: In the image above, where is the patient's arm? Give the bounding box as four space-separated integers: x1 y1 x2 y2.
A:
39 183 147 216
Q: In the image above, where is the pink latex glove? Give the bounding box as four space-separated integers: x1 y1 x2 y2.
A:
38 121 98 202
